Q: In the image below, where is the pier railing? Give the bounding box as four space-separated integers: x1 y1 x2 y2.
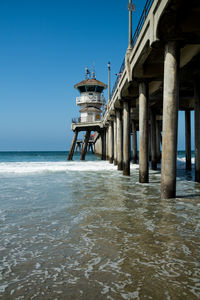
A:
72 117 103 124
111 58 125 98
72 117 81 124
76 95 106 105
110 0 154 99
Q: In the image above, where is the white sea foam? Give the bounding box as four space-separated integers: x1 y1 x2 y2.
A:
0 161 117 174
0 157 189 174
0 209 6 222
177 157 195 169
35 263 41 269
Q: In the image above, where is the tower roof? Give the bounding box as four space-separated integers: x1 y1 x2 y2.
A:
79 106 101 113
74 78 107 90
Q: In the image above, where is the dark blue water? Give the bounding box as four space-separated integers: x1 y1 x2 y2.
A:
0 151 101 162
0 150 194 161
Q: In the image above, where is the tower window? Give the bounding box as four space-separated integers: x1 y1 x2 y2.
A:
86 86 95 92
78 86 86 93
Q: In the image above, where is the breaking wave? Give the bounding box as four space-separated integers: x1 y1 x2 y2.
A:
0 156 193 174
0 161 118 174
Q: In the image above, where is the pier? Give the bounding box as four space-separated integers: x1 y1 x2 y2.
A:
69 0 200 198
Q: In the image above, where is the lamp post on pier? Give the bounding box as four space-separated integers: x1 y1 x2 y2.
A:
108 61 111 102
128 0 136 49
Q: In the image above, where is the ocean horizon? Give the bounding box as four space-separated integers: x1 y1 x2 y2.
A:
0 151 200 299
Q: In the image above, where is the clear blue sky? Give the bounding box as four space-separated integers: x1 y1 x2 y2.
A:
0 0 193 151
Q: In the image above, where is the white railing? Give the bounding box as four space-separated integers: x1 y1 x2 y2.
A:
72 116 102 124
76 95 106 105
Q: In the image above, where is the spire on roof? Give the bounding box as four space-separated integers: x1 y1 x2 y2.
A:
85 67 91 80
92 64 96 79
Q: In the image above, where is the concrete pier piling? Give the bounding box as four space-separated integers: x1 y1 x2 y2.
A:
185 110 191 171
123 101 130 176
105 127 109 160
150 109 157 170
139 82 149 183
108 122 113 164
101 130 106 160
132 120 137 164
81 130 91 160
113 117 117 165
116 109 123 170
67 130 78 160
149 125 151 162
161 42 179 199
106 128 109 160
194 80 200 182
156 120 161 163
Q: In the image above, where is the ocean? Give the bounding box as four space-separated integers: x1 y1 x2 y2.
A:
0 151 200 299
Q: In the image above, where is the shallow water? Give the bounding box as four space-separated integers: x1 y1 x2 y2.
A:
0 152 200 299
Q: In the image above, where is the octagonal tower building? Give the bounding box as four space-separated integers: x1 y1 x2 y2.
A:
74 69 107 123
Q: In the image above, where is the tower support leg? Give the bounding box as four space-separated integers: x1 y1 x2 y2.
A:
67 130 78 160
81 130 91 160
